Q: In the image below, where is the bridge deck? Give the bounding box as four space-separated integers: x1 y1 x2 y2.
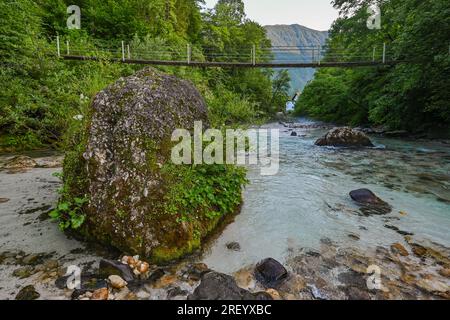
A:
62 55 401 68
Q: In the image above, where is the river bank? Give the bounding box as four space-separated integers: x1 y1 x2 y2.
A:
0 120 449 300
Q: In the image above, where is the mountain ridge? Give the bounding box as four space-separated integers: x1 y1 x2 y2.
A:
264 24 328 94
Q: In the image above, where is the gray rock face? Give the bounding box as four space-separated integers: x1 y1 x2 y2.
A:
315 127 374 147
188 272 272 300
79 67 209 258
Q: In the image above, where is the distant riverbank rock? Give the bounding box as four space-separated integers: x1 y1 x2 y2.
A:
315 127 374 147
2 156 37 170
62 67 245 263
188 272 272 300
350 189 392 215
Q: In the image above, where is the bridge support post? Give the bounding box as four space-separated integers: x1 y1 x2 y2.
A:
252 44 256 66
66 40 70 55
383 43 386 64
56 36 60 57
372 46 376 62
121 41 125 62
127 45 131 59
187 44 191 64
318 45 321 65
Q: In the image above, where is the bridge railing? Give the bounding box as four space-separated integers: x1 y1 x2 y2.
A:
56 37 390 65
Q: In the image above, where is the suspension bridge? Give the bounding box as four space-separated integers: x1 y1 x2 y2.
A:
56 37 401 68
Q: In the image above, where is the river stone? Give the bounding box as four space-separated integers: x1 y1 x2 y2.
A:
255 258 288 287
2 156 37 169
350 189 392 215
64 67 241 262
15 285 40 300
315 127 374 147
226 242 241 251
99 259 134 282
12 266 35 279
108 275 127 289
188 271 273 300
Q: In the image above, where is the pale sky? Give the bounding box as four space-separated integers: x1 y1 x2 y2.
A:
203 0 339 31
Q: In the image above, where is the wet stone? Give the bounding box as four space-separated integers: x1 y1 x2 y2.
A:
226 242 241 251
12 266 35 279
15 285 40 300
255 258 288 288
98 259 134 282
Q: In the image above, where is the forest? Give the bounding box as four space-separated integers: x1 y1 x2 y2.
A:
0 0 291 151
295 0 450 137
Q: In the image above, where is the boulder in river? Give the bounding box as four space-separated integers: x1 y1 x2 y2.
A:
255 258 288 287
62 67 246 262
315 127 374 147
188 271 272 300
349 189 392 215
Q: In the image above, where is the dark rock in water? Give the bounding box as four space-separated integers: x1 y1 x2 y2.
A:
98 259 134 282
71 289 89 300
255 258 288 287
147 268 166 283
167 286 189 299
290 131 298 136
185 263 210 281
226 242 241 251
350 189 392 215
384 225 414 236
21 253 46 266
15 285 40 300
315 127 374 147
188 272 272 300
0 198 10 203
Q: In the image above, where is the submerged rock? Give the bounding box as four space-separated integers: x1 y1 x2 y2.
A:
12 266 35 279
63 67 244 262
350 189 392 215
188 271 272 300
255 258 288 287
315 127 374 147
226 242 241 251
391 243 409 256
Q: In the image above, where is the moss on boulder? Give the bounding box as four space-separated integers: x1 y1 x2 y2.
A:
62 67 246 262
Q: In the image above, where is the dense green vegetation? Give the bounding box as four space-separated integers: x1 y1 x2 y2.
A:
0 0 291 151
296 0 450 136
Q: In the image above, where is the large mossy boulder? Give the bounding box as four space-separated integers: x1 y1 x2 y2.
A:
62 68 246 263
